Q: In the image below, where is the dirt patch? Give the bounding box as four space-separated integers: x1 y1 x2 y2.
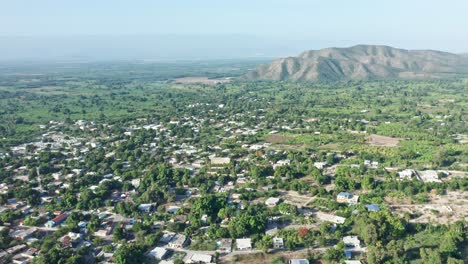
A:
265 135 289 143
365 134 401 147
388 191 468 224
174 77 231 85
221 253 269 264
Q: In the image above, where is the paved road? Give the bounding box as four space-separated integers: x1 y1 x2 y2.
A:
165 246 263 257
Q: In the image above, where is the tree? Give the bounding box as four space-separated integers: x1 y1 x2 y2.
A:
324 247 344 263
114 243 146 264
420 248 442 264
113 226 125 242
173 259 184 264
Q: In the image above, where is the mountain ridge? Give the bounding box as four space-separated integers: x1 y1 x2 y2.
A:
245 45 468 81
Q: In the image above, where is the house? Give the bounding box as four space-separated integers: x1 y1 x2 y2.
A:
167 205 180 214
94 228 111 237
398 169 416 180
189 253 212 263
168 234 188 249
314 162 327 169
364 160 378 168
265 197 280 207
67 232 82 242
216 239 233 253
6 244 27 255
365 204 380 212
210 157 230 165
315 212 346 224
159 232 175 244
201 214 208 223
236 238 252 251
78 221 88 228
418 170 441 183
289 259 309 264
342 236 361 248
273 237 284 249
147 247 168 260
336 192 359 204
9 228 37 241
137 203 152 213
45 213 68 228
344 261 362 264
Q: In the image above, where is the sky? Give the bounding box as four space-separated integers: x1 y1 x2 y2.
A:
1 0 467 61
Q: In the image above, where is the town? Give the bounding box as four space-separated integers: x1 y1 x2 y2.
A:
0 72 466 264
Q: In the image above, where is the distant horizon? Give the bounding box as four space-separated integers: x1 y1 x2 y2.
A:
0 34 467 63
2 1 468 62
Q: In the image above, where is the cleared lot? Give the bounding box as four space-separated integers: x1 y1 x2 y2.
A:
388 191 468 224
174 77 231 85
365 134 401 147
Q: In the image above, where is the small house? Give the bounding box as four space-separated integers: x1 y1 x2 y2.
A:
236 238 252 251
216 239 233 253
168 234 188 249
336 192 359 204
265 197 280 207
289 259 309 264
147 247 168 260
45 213 68 228
189 253 212 263
273 237 284 249
342 236 361 248
365 204 380 212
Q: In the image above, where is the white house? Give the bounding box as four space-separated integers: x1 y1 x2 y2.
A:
418 170 441 183
210 156 230 165
342 236 361 248
315 212 346 224
398 169 416 180
265 197 280 207
137 203 152 213
289 259 309 264
336 192 359 204
273 237 284 249
314 162 327 169
167 205 180 214
189 253 212 263
147 247 168 260
236 238 252 251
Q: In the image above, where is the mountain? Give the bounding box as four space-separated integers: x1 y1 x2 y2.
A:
246 45 468 81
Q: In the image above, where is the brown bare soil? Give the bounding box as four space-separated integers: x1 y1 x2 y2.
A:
365 134 401 147
265 135 289 143
388 191 468 224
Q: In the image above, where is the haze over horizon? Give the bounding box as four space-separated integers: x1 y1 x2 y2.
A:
1 0 467 61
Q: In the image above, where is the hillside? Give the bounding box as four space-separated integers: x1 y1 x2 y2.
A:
246 45 468 81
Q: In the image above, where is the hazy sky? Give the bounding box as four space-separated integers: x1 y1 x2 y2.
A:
1 0 467 61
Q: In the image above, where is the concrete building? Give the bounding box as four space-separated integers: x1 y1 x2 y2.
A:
236 238 252 251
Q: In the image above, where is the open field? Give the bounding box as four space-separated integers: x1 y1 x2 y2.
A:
365 134 401 147
265 134 290 143
388 191 468 224
174 77 231 85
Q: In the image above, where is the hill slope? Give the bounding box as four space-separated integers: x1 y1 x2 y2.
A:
246 45 468 81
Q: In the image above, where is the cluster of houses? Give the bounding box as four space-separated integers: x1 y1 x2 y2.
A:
1 104 458 264
397 169 445 183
